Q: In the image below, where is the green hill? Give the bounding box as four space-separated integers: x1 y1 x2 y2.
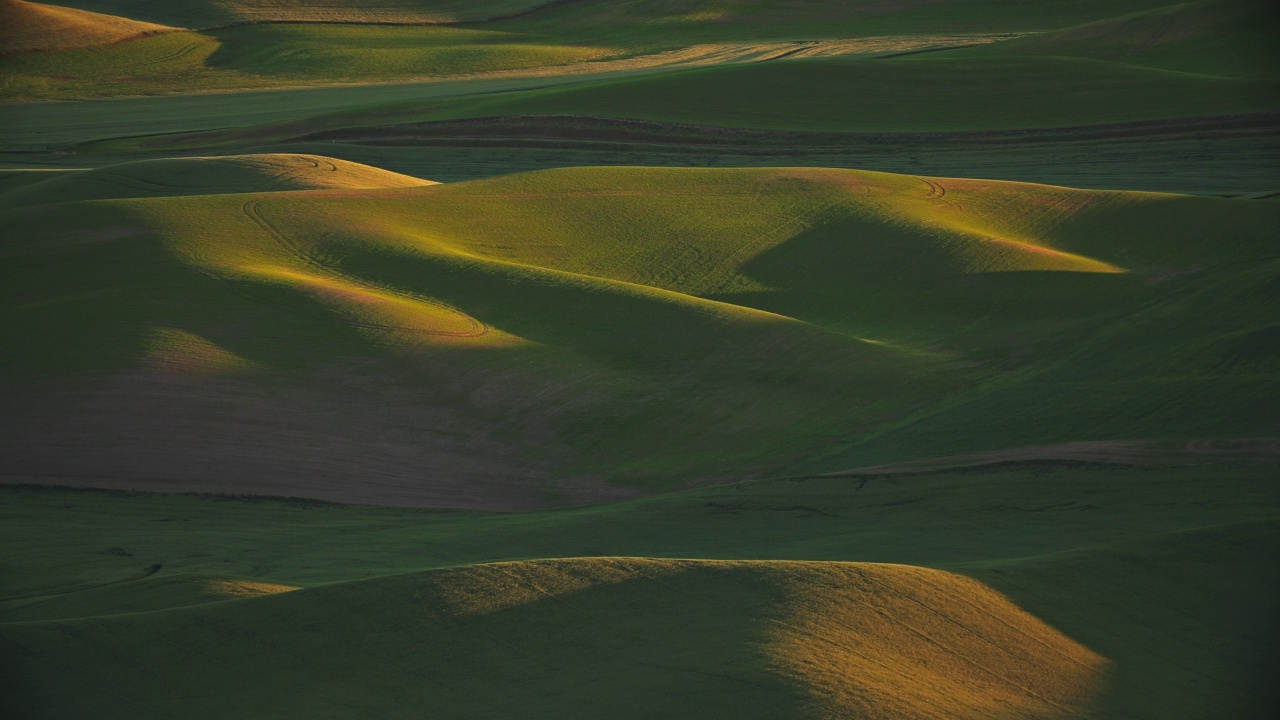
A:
27 0 556 26
44 0 1186 33
941 0 1280 78
0 0 174 54
0 153 432 208
2 160 1276 500
2 459 1276 718
3 3 1278 719
487 0 1189 47
10 0 1259 99
421 54 1278 132
0 20 608 99
0 557 1109 719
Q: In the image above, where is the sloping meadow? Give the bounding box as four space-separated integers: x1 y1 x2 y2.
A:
2 159 1277 503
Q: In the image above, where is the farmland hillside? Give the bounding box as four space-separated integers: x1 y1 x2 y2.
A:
27 0 556 26
4 0 1242 99
486 0 1191 44
944 0 1280 78
43 0 1187 32
2 161 1276 503
0 153 433 208
0 558 1110 719
2 2 1277 719
0 0 174 53
415 54 1279 132
3 461 1276 718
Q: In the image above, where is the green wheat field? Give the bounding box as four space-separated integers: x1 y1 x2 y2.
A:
1 1 1278 718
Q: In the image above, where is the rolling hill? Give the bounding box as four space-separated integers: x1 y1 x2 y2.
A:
2 2 1278 718
22 0 558 26
2 459 1276 718
6 0 1252 99
0 0 174 54
2 159 1276 502
943 0 1280 78
0 153 433 208
0 557 1110 719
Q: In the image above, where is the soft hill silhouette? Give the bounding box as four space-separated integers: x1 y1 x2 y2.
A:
43 0 1187 31
947 0 1280 78
3 3 1277 719
0 0 174 53
2 159 1276 505
21 0 556 26
4 470 1276 718
0 558 1108 719
0 153 433 208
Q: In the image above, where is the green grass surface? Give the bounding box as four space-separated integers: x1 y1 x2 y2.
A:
2 461 1277 718
31 0 557 26
0 23 610 99
209 23 604 79
3 3 1279 718
0 73 613 151
484 0 1188 48
0 0 175 54
0 153 431 207
48 0 1184 35
5 0 1255 100
419 54 1278 132
3 161 1277 496
941 0 1280 78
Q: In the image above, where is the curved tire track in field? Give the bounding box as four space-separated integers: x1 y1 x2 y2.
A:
919 177 946 199
238 199 487 338
138 41 205 66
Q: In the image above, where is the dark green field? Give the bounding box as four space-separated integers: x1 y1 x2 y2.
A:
2 1 1278 718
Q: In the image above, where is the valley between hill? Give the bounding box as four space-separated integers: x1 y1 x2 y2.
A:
2 1 1277 719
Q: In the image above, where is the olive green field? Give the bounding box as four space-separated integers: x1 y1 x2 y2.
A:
1 1 1277 718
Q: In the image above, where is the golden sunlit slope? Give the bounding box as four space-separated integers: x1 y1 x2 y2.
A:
0 153 433 208
0 558 1107 719
0 0 174 53
2 160 1277 505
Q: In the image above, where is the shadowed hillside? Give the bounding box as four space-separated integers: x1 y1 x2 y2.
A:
2 3 1277 718
2 462 1276 718
0 558 1110 719
25 0 558 26
945 0 1280 78
0 153 433 207
2 160 1277 504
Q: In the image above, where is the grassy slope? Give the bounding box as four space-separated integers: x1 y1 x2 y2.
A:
35 0 556 25
0 22 610 99
942 0 1280 78
0 0 174 54
2 5 1276 719
483 0 1187 47
2 161 1277 497
2 462 1276 718
0 153 432 207
47 0 1183 33
0 0 1213 100
1 558 1109 720
73 24 1275 162
419 54 1278 132
218 129 1280 196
